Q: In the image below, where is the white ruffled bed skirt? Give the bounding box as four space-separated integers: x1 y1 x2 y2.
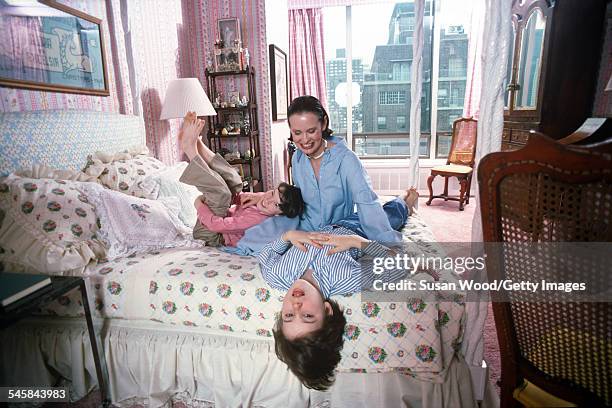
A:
0 318 480 407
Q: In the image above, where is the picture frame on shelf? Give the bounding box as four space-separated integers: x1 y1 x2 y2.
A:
214 48 241 72
269 44 288 121
228 91 240 106
218 18 241 49
0 0 109 96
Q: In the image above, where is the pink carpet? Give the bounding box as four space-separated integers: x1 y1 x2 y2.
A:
417 196 501 395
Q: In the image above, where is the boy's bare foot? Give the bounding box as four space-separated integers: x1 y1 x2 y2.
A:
180 112 203 160
404 187 419 214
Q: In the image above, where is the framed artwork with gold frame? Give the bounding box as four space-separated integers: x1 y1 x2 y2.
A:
0 0 109 96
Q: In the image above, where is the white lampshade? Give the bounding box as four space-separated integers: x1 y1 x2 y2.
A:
160 78 217 119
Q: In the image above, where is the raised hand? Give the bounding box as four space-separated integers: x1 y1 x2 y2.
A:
240 192 260 208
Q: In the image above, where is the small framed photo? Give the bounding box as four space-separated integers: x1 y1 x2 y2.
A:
218 18 241 49
228 91 240 105
269 44 289 121
214 48 241 72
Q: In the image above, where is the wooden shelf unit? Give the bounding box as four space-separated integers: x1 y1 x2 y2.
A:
205 66 262 192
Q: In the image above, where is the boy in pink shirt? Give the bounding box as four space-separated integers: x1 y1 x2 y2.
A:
179 112 304 246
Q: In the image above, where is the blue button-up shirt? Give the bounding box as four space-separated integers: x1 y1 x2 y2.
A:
258 225 406 298
292 137 402 243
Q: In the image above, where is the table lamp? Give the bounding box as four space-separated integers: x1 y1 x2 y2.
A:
160 78 217 119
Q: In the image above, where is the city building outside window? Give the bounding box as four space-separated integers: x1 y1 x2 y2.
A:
397 115 406 129
323 0 469 159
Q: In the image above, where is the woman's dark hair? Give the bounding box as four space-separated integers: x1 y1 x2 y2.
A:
273 299 346 391
287 95 334 138
277 182 305 218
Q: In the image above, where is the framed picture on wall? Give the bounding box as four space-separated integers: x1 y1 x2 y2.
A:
269 44 288 121
0 0 109 96
218 18 241 49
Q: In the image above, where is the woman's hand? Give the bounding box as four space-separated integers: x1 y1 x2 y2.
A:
324 234 369 255
240 192 260 208
281 230 331 252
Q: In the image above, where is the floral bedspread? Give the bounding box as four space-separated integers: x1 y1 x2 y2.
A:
40 214 465 378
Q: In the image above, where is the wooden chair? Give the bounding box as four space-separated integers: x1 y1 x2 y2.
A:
426 117 477 210
478 134 612 407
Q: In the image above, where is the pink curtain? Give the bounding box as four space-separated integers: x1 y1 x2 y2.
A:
288 8 328 107
462 0 486 118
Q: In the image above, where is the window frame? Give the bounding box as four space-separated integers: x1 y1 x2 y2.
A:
329 1 462 161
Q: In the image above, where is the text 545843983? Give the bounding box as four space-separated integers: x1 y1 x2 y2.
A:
0 387 69 402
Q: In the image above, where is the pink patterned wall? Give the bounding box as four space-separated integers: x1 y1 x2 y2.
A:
192 0 273 189
0 0 274 186
0 0 121 112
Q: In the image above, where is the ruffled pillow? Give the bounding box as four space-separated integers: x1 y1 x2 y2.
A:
145 162 202 228
0 175 106 275
83 145 166 199
81 184 204 259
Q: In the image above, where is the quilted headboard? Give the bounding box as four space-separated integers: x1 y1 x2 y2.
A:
0 110 146 174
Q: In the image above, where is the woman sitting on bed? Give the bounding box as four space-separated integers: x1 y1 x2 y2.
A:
239 95 404 252
178 112 305 247
258 189 418 391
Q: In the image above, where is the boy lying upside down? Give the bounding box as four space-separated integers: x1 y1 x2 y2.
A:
258 189 418 390
178 112 304 246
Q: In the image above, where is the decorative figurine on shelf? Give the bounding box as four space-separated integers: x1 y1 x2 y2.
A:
243 149 252 160
244 48 250 67
238 95 248 107
213 95 220 108
206 51 214 71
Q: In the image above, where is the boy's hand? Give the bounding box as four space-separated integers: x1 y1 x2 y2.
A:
282 230 330 252
240 193 259 208
325 234 369 255
194 196 206 210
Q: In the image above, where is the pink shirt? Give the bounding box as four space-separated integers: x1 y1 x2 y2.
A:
196 201 270 247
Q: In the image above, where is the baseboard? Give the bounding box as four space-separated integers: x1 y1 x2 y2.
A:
469 360 488 401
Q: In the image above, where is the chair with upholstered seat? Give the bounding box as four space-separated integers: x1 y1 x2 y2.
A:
426 117 477 210
478 134 612 407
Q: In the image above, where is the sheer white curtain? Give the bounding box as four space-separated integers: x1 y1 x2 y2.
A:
461 0 512 367
408 0 425 188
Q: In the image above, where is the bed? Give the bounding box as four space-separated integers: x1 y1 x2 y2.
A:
0 111 483 407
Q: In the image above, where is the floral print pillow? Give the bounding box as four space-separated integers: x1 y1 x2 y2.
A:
84 150 166 199
0 175 106 274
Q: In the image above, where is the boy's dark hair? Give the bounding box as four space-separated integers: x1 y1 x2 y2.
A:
287 95 334 138
278 182 305 218
273 299 346 390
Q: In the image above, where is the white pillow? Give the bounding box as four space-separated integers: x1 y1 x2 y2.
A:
145 162 202 228
82 184 204 259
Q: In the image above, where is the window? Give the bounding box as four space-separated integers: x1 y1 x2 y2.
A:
323 0 468 159
379 91 407 105
397 115 406 129
435 0 470 158
392 62 411 81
